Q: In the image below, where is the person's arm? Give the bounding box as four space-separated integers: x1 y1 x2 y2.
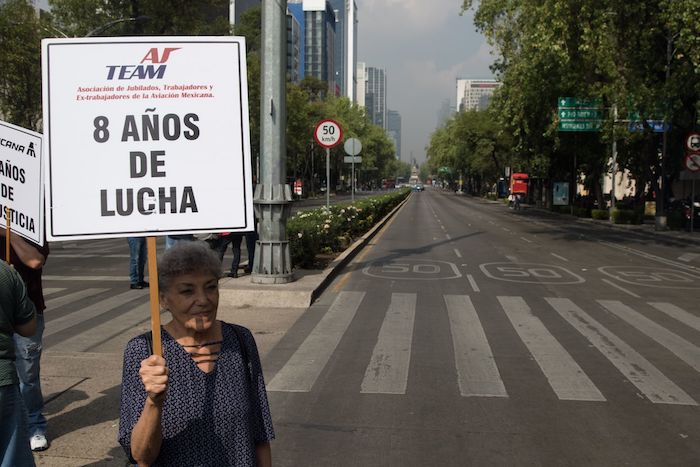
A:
14 315 37 337
256 442 272 467
2 230 46 269
130 355 168 466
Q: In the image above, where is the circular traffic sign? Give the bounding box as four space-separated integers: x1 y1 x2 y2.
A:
314 119 343 148
686 132 700 152
344 137 362 156
684 153 700 172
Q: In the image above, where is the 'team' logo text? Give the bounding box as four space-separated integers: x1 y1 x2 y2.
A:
105 47 180 80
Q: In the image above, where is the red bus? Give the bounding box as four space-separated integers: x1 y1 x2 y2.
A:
510 173 528 195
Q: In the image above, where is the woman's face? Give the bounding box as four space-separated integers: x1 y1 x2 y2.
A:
161 271 219 333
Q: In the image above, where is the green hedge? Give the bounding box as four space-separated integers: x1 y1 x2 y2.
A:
591 209 610 220
611 208 643 224
287 189 411 268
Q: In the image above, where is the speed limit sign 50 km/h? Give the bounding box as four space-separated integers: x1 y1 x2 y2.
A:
314 119 343 148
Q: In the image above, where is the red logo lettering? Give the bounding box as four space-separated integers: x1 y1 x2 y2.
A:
140 47 181 64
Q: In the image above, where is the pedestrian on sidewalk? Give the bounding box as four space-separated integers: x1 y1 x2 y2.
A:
1 229 50 452
212 232 246 278
164 234 195 250
243 218 258 274
118 242 274 466
0 261 37 467
127 237 148 289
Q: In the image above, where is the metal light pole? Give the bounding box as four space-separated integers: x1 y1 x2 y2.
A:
85 16 149 37
251 0 293 284
656 32 680 230
610 105 617 217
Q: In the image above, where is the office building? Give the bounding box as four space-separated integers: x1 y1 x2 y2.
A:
456 78 500 111
356 62 366 108
296 0 336 92
437 98 454 127
387 110 401 160
287 5 304 82
328 0 358 102
366 66 387 129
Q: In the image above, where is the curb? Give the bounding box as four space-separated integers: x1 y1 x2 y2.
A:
309 192 412 304
218 193 412 309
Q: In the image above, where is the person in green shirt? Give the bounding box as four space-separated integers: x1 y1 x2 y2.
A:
0 260 37 466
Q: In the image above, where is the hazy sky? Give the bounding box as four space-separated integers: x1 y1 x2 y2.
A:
357 0 494 165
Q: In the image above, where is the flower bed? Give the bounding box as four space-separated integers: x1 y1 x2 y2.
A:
287 189 411 268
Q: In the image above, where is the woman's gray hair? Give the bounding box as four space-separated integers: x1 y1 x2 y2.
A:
158 241 222 291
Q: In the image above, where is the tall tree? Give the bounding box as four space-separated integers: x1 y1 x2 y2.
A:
0 0 45 130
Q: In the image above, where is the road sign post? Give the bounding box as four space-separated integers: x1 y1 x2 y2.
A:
314 119 343 207
557 97 603 132
343 137 362 202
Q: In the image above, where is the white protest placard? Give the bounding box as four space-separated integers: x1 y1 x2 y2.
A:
42 37 254 240
0 120 44 245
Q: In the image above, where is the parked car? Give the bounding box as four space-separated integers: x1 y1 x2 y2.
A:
667 198 700 229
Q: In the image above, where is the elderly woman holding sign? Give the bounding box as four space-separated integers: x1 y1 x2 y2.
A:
118 242 274 466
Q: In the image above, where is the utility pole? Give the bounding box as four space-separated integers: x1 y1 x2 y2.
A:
251 0 293 284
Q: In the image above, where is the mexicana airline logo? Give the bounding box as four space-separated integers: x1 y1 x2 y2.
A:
105 47 181 80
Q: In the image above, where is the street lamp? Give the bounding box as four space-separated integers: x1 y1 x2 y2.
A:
656 31 681 231
85 15 150 37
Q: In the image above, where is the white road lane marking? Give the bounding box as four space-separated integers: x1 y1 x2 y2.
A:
678 252 700 262
551 253 569 262
498 297 605 401
45 289 109 311
520 237 533 243
446 233 452 240
445 295 507 397
546 298 696 406
44 276 130 282
598 300 700 373
44 291 148 338
505 255 518 262
361 293 417 394
50 254 130 258
267 291 365 392
601 278 640 298
599 241 700 274
466 275 480 293
648 302 700 332
454 249 462 258
58 302 154 352
42 288 66 297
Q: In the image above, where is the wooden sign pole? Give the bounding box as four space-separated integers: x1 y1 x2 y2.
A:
146 236 162 356
5 207 10 265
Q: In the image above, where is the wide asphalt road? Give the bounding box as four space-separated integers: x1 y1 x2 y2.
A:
264 187 700 466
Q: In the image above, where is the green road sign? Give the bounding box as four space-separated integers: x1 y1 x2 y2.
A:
558 97 602 108
559 109 603 120
558 121 602 132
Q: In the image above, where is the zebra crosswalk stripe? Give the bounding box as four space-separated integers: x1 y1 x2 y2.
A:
43 288 66 297
267 291 365 392
361 293 417 394
44 290 148 339
648 302 700 332
445 295 507 398
598 300 700 374
45 288 108 311
498 296 605 401
58 302 154 353
546 298 696 406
